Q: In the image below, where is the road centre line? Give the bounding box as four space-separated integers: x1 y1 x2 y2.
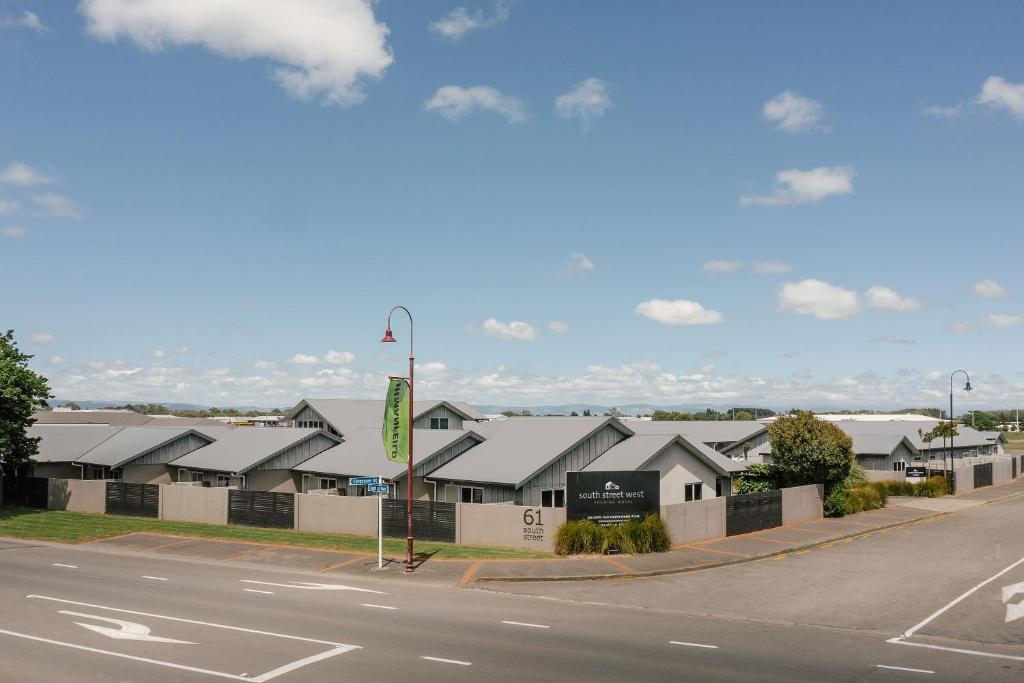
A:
670 641 718 649
888 637 1024 663
501 620 549 629
901 555 1024 638
361 604 397 610
877 664 934 674
141 576 168 581
244 589 274 595
52 564 77 569
421 656 472 666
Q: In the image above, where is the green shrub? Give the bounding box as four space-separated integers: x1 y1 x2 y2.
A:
734 463 777 494
913 476 951 497
880 480 914 496
845 484 885 515
554 515 672 555
824 482 850 518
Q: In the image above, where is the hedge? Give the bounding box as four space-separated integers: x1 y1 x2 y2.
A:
554 515 671 555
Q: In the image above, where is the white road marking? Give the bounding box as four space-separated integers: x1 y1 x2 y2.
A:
670 641 718 649
888 637 1024 663
901 555 1024 638
243 589 274 595
59 610 195 644
361 604 397 610
142 576 168 581
240 579 385 594
1001 581 1024 623
52 564 77 569
501 620 549 629
421 656 472 666
877 664 934 674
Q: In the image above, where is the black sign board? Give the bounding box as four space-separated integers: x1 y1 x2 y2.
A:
905 466 927 478
566 470 660 526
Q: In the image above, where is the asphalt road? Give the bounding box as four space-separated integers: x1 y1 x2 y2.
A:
2 493 1024 681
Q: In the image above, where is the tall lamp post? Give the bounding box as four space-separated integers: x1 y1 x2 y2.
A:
382 306 415 573
949 370 972 480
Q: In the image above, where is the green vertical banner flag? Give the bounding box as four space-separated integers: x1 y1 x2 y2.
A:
382 378 410 463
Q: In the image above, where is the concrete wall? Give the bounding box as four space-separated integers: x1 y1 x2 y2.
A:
122 464 173 485
994 459 1013 485
782 484 823 525
646 442 721 505
47 479 106 513
294 493 378 536
660 496 726 545
953 465 974 493
246 469 301 494
864 470 905 483
160 485 228 525
457 503 565 552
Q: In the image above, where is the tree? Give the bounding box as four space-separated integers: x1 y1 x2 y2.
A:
569 410 579 417
931 421 958 441
767 411 855 493
64 401 81 411
963 410 998 431
733 410 753 421
0 330 52 477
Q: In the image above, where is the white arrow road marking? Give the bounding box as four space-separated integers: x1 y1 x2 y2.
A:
59 611 195 644
239 580 385 594
1002 581 1024 623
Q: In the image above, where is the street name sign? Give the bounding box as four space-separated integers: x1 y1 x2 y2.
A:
349 477 382 486
366 484 389 494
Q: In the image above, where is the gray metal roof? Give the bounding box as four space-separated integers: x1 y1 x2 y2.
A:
169 428 336 474
75 427 212 468
832 420 990 450
294 429 484 480
583 434 745 475
847 433 915 457
28 425 124 463
285 398 484 435
429 417 633 487
626 420 767 447
32 410 152 426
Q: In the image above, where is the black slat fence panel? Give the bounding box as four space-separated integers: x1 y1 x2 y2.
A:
1013 457 1017 480
726 490 783 537
974 462 993 489
228 490 294 528
105 482 159 517
1 476 49 509
382 499 456 543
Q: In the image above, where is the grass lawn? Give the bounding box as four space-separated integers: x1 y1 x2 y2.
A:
1004 431 1024 446
0 506 553 560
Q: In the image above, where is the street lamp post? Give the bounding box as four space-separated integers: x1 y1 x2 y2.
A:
382 306 415 573
949 370 972 482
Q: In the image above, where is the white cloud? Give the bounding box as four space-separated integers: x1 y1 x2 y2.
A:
865 285 922 312
977 76 1024 120
253 360 277 369
79 0 393 107
429 0 509 40
482 318 536 341
703 260 744 273
287 353 320 365
416 361 448 374
947 322 973 335
1 10 47 33
32 192 82 218
148 349 166 358
0 162 54 186
762 91 827 133
3 226 25 238
424 85 526 123
555 78 611 127
104 367 143 377
547 321 569 334
49 355 65 365
634 299 724 326
870 335 916 345
173 345 189 354
752 261 792 274
740 166 855 207
28 332 57 343
324 350 355 365
922 102 964 120
0 199 18 215
562 252 594 278
777 279 861 320
970 279 1007 298
981 314 1024 328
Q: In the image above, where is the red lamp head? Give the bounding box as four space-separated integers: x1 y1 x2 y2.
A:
380 328 396 343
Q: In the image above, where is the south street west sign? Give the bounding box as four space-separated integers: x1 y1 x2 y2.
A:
566 470 660 526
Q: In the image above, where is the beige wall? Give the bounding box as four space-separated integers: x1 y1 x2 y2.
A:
122 464 173 485
160 485 229 525
295 493 378 536
953 465 974 493
457 503 565 552
647 442 721 505
994 459 1013 485
246 469 301 493
660 496 726 545
48 479 106 513
864 470 905 483
34 463 81 480
781 484 823 525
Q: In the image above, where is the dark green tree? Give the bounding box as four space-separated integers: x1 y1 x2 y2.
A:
0 330 52 477
767 411 855 494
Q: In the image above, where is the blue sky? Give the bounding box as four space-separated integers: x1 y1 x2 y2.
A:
1 0 1022 410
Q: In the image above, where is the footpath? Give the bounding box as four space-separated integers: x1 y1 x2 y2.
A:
65 476 1024 588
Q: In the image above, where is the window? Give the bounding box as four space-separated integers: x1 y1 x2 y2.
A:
319 477 337 491
190 471 205 483
541 489 566 508
684 483 703 503
460 486 483 504
430 417 449 430
216 474 230 487
715 478 723 498
86 466 105 480
893 461 906 472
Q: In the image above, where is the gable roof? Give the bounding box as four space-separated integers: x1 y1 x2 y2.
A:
169 428 339 474
285 398 484 435
625 420 767 448
583 433 746 476
428 417 633 487
28 425 124 463
848 433 918 457
832 420 991 450
294 428 485 480
74 427 213 468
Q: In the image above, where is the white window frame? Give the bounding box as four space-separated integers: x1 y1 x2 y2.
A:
319 477 337 491
684 482 703 503
460 486 483 504
216 474 230 487
893 461 906 472
430 417 449 430
540 489 566 508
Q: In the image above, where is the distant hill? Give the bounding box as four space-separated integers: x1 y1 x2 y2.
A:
50 399 274 412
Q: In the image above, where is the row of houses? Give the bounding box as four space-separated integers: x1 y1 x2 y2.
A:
27 401 1009 509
